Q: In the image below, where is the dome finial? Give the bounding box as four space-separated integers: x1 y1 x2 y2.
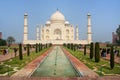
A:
57 8 59 11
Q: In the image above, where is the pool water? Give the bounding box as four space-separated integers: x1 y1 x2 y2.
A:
31 46 79 77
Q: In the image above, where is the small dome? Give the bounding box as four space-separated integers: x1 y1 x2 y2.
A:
24 13 28 16
87 13 91 16
46 21 51 24
50 10 65 21
65 21 69 24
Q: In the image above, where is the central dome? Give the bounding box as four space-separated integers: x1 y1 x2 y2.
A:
50 10 65 21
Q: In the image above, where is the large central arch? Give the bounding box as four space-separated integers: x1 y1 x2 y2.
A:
54 29 62 40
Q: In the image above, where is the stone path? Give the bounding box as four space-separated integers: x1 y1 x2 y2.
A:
0 49 35 62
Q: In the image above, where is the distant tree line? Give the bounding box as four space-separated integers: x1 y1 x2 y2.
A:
0 36 15 46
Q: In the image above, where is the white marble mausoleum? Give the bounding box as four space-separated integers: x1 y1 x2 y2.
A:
23 10 92 44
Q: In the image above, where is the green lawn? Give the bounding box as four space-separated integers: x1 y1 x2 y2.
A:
0 47 51 76
64 47 120 76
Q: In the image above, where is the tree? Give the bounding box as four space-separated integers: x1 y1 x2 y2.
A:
84 45 86 56
0 39 7 46
19 43 23 60
110 45 114 69
36 43 38 53
67 43 70 49
71 43 73 50
63 43 66 47
46 44 47 48
7 36 15 46
40 44 42 50
90 42 94 59
38 43 40 52
116 25 120 45
95 42 100 62
27 44 30 56
74 44 77 51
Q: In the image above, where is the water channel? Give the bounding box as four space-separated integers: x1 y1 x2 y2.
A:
31 46 79 77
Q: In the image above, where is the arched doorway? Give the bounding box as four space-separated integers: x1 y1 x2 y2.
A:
54 29 61 40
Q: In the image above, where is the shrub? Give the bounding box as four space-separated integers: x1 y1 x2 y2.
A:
95 42 100 62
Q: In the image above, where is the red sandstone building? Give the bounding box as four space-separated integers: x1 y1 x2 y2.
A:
0 32 2 39
112 32 119 45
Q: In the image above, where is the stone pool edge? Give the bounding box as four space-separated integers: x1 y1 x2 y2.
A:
62 47 99 78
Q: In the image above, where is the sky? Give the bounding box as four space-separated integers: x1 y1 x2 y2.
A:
0 0 120 43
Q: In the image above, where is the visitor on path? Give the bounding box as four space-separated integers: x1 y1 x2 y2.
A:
3 48 6 55
6 48 9 54
14 48 18 57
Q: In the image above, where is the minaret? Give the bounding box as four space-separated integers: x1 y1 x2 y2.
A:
40 25 42 40
87 13 92 44
76 25 79 40
39 25 41 40
23 13 28 43
36 25 39 40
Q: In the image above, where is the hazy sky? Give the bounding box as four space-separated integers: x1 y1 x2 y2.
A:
0 0 120 43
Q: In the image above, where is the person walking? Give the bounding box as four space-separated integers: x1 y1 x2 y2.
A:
14 48 18 57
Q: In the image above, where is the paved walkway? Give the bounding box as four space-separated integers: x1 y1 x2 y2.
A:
102 54 120 63
0 49 35 62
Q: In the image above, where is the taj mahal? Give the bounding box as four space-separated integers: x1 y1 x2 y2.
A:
23 10 92 44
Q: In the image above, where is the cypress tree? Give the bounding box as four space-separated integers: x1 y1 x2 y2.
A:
67 43 70 49
71 43 73 50
38 43 40 52
46 44 47 48
74 44 76 51
84 45 86 56
63 43 65 47
19 43 23 60
64 43 66 47
27 44 30 56
95 42 100 62
36 43 38 53
90 42 94 59
40 44 42 50
110 46 114 69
